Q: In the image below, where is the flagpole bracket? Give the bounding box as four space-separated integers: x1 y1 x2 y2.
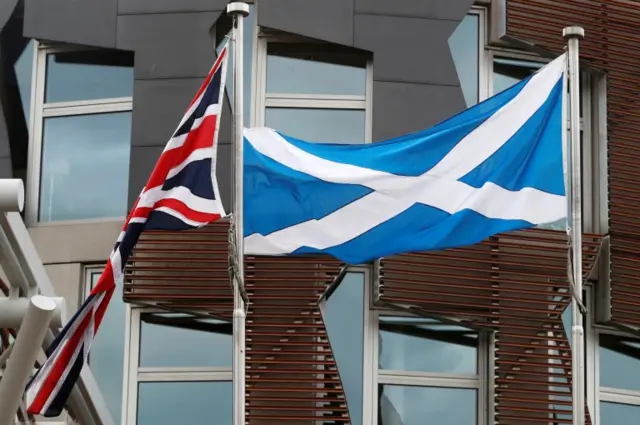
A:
226 2 250 17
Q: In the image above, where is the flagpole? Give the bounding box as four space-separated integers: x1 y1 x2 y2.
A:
226 3 249 425
563 25 585 425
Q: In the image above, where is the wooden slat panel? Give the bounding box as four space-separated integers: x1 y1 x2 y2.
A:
379 228 602 425
124 222 352 424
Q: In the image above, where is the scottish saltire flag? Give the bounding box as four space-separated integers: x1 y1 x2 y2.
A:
244 54 568 265
26 44 229 417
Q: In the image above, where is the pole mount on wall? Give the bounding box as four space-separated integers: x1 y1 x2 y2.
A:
226 2 250 18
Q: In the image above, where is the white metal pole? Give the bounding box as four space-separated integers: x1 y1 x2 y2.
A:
563 25 585 425
0 295 57 425
226 3 249 425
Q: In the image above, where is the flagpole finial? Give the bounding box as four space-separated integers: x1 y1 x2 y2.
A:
226 2 250 17
563 26 585 40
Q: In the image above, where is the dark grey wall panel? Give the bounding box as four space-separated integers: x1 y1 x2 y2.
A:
0 157 10 178
0 0 20 178
128 145 163 201
371 81 465 141
0 0 18 29
131 78 205 147
354 14 460 85
131 78 232 147
24 0 117 48
118 0 229 15
355 0 476 20
116 12 222 80
216 143 232 211
258 0 354 46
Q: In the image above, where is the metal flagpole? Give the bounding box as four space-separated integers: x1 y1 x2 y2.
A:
226 3 249 425
563 25 585 425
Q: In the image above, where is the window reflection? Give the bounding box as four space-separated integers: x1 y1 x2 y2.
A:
493 57 542 95
267 44 367 96
39 112 131 222
448 14 479 107
139 313 232 367
379 316 478 374
379 385 477 425
599 334 640 392
600 401 640 425
137 382 232 425
45 50 134 103
265 108 365 144
89 272 125 425
324 272 365 425
15 40 35 125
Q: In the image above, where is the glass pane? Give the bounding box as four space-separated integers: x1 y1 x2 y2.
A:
45 51 133 102
39 112 131 221
39 112 131 222
379 385 476 425
449 14 479 107
137 382 232 425
599 334 640 391
216 4 254 120
493 57 542 95
378 316 478 374
89 271 125 425
265 108 365 144
324 273 364 425
267 44 366 95
139 313 232 367
600 401 640 425
15 40 35 125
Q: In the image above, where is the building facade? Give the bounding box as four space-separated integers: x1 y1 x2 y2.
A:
0 0 639 424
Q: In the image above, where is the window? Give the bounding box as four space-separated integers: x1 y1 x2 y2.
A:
123 309 232 425
449 11 484 107
85 266 126 425
255 34 372 143
26 44 134 224
371 311 487 425
322 271 367 425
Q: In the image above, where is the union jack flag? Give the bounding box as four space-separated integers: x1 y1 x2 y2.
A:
26 43 229 417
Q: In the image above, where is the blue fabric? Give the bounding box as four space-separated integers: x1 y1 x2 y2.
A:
244 57 567 265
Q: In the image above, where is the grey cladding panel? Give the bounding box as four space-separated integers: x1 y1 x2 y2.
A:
116 12 222 80
371 81 465 141
24 0 118 48
118 0 229 15
216 143 232 212
354 14 460 85
0 157 11 179
258 0 354 46
355 0 475 20
128 145 163 204
0 0 18 29
131 78 219 147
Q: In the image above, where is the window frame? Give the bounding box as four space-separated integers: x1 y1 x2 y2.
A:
26 41 133 227
584 286 640 424
122 307 232 425
364 279 491 425
253 33 373 143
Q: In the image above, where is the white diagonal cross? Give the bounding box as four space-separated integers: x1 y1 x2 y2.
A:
244 55 566 255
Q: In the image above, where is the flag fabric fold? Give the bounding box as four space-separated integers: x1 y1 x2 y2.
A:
243 53 568 265
25 43 230 417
